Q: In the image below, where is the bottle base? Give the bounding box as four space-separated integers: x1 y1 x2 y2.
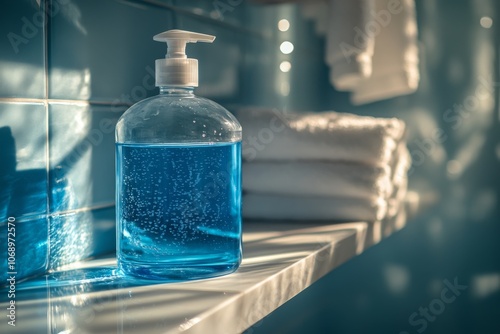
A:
118 260 240 281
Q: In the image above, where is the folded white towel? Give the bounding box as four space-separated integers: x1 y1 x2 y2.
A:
242 143 410 200
243 143 411 222
243 162 392 199
302 0 419 103
242 170 408 222
326 0 375 91
387 175 408 218
351 0 419 105
243 193 388 222
237 108 406 166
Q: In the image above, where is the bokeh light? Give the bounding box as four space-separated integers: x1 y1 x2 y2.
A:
278 19 290 32
280 41 294 54
279 61 292 72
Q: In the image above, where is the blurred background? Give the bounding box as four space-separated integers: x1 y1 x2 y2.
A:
1 0 499 333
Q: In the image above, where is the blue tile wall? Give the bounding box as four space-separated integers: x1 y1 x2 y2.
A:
49 103 125 212
3 0 318 279
0 102 48 282
0 0 45 98
0 216 49 283
0 102 47 222
48 0 175 102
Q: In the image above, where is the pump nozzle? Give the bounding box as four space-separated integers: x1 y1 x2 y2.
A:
153 29 216 87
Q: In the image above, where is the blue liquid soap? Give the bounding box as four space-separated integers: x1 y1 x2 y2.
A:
115 29 242 280
116 143 241 280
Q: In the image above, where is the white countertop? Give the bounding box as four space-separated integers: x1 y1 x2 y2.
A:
3 216 406 334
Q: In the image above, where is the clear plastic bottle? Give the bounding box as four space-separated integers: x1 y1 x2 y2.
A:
115 30 242 280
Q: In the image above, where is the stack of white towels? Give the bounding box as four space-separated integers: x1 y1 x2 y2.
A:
302 0 419 105
237 108 411 222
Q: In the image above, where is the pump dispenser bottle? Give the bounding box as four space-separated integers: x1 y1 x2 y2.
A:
115 30 242 280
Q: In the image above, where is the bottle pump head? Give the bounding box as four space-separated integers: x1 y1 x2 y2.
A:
153 29 215 87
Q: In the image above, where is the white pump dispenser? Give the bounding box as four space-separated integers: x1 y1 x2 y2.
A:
153 29 215 87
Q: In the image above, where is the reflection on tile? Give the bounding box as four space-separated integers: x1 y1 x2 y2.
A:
49 103 125 212
49 0 174 102
90 206 116 257
0 102 47 221
48 206 116 271
0 216 49 282
0 0 45 98
0 102 48 283
3 222 365 334
9 276 237 334
117 288 237 333
177 223 362 293
49 210 94 269
49 103 92 212
3 207 113 283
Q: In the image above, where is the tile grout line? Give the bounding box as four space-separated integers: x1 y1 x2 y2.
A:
43 0 49 101
4 203 116 224
0 97 132 108
49 202 116 217
43 0 52 275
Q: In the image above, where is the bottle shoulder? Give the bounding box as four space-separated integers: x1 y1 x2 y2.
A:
116 94 241 144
